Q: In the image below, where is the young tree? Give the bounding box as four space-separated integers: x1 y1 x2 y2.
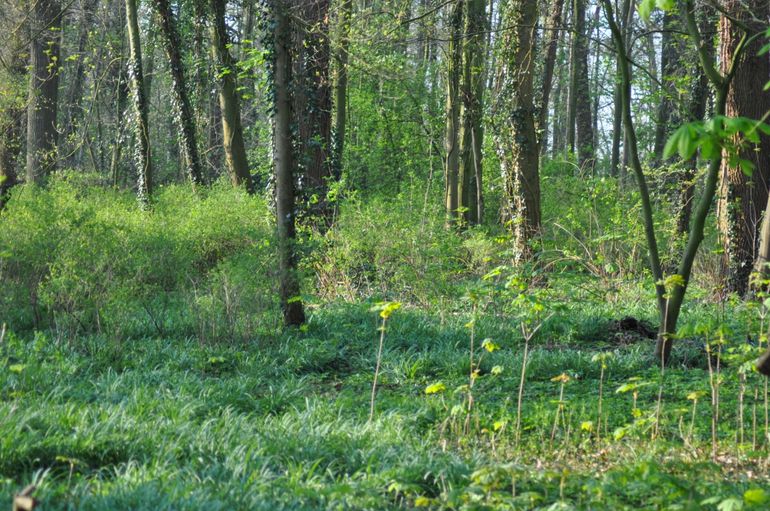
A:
26 0 62 184
604 0 751 364
494 0 540 260
210 0 254 192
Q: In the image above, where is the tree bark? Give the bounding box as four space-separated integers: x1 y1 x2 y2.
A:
125 0 152 205
495 0 540 260
459 0 486 225
274 0 306 326
332 0 352 181
26 0 62 184
717 0 770 296
572 0 594 169
293 0 333 224
152 0 204 188
444 0 463 225
210 0 254 192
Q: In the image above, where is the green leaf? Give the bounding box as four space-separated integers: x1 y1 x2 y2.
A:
425 382 446 395
481 338 500 352
9 364 25 374
717 497 743 511
744 488 769 505
638 0 656 21
656 0 675 10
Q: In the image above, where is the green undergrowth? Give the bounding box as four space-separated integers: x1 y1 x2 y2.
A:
2 302 770 510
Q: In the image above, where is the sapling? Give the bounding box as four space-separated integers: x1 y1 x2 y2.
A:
514 314 552 445
592 352 613 441
369 301 401 422
686 391 705 445
550 372 571 444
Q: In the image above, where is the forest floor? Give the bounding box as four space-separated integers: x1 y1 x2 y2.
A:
3 301 770 510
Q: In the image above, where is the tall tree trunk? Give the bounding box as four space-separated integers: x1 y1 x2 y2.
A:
274 0 306 326
26 0 62 184
572 0 594 169
495 0 540 260
293 0 333 223
125 0 152 205
610 0 632 177
538 0 565 152
210 0 253 192
332 0 352 181
717 0 770 297
458 0 486 225
444 0 463 225
152 0 204 187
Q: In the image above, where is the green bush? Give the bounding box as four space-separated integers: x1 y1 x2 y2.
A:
0 180 278 341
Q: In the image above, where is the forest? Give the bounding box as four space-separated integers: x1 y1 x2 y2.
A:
3 0 770 508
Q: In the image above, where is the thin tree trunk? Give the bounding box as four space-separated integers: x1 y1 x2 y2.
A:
125 0 152 204
444 0 463 225
539 0 565 153
26 0 62 183
332 0 352 180
459 0 486 225
152 0 204 187
573 0 594 169
210 0 253 192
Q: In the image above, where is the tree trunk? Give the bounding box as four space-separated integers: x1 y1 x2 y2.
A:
444 0 463 225
26 0 62 184
125 0 152 205
293 0 333 224
274 0 306 326
610 0 632 177
458 0 486 225
572 0 594 170
495 0 540 260
538 0 565 153
717 0 770 297
332 0 351 181
152 0 204 187
210 0 254 192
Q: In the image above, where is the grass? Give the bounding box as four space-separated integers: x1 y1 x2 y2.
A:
3 301 770 510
